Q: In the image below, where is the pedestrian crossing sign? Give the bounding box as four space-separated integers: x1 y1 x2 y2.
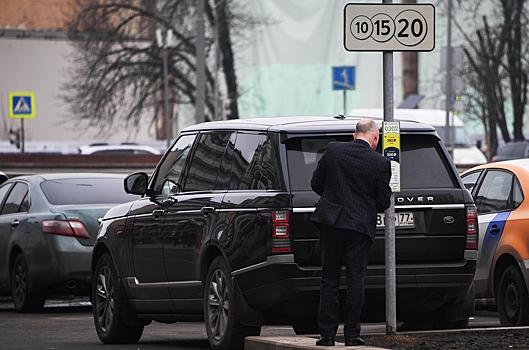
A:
8 92 36 118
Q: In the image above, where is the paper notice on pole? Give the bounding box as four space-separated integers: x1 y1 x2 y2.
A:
383 121 401 192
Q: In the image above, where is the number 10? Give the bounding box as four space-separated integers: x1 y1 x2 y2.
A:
355 21 369 34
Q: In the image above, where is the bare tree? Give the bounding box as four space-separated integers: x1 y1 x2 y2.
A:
463 18 509 158
452 0 529 157
61 0 267 139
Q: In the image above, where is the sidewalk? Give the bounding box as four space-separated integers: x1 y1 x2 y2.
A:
245 335 389 350
245 325 529 350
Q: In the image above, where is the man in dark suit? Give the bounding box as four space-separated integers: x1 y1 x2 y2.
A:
311 118 392 346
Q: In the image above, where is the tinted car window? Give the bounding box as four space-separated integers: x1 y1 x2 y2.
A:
498 143 527 158
215 133 236 190
153 134 196 194
400 135 456 189
512 144 524 157
435 126 473 146
513 177 524 209
229 132 281 190
0 182 13 208
286 134 456 190
1 182 29 214
41 178 138 205
285 135 352 191
461 170 482 193
503 144 515 156
184 132 231 192
474 170 513 214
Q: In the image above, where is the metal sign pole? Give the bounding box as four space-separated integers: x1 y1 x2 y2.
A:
162 37 171 148
382 0 396 337
195 0 206 124
343 90 346 115
21 118 25 154
445 0 453 158
344 0 434 336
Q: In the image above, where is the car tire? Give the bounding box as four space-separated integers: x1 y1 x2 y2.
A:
497 265 529 326
11 254 45 313
204 256 260 350
93 253 144 344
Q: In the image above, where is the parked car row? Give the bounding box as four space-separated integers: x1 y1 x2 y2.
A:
3 116 529 350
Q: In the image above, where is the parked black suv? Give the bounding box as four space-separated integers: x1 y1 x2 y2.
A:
91 116 478 349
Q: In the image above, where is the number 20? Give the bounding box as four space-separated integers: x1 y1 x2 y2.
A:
397 18 423 38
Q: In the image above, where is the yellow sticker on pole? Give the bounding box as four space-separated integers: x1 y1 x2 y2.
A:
383 121 400 192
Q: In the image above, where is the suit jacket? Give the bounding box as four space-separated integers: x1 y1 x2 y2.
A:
310 139 392 241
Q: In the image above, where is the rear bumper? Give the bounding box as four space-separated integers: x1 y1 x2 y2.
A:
25 236 92 294
233 253 476 320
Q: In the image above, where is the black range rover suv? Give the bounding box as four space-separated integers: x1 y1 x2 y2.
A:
91 116 478 349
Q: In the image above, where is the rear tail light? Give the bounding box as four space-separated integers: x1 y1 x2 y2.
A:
42 220 90 239
466 205 478 249
271 210 291 254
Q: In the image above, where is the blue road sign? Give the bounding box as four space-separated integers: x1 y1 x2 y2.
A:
332 66 355 90
8 92 36 118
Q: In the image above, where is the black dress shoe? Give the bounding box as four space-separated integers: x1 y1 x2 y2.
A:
345 336 365 346
316 336 335 346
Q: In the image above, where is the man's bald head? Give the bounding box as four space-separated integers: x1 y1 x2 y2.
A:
354 118 380 150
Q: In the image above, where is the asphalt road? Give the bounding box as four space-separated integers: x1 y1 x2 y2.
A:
0 296 501 350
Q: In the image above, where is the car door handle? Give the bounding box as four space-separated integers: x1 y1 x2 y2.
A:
152 209 166 217
11 219 19 227
489 227 500 234
161 197 177 206
201 207 215 215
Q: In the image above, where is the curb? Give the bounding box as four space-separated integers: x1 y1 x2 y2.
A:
245 326 529 350
245 336 389 350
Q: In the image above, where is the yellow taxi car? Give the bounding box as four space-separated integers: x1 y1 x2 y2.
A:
461 159 529 326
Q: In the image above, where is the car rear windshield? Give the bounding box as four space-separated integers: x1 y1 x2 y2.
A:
41 178 140 205
285 134 457 191
498 143 527 157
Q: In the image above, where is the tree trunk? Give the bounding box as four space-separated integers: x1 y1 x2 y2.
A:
402 52 419 102
502 0 527 141
401 0 418 104
217 1 239 120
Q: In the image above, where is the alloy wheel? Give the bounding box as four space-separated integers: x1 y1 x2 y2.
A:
207 268 229 341
95 265 114 333
12 258 28 306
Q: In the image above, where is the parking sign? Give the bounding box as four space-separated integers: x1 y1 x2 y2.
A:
344 4 435 52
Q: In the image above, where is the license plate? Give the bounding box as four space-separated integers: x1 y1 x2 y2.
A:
377 212 414 228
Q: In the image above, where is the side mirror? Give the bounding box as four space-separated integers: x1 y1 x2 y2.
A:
0 172 8 185
124 172 149 195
